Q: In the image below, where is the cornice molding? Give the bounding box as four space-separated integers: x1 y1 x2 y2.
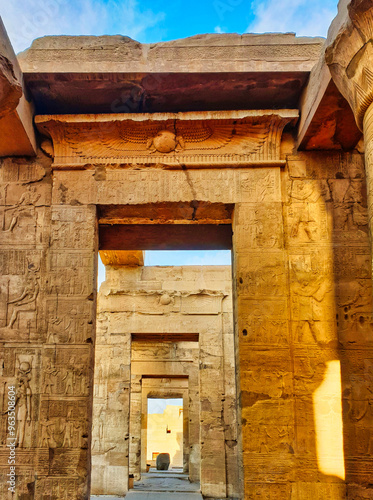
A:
35 110 298 168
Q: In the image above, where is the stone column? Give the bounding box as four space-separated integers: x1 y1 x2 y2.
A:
364 103 373 238
325 6 373 497
326 0 373 260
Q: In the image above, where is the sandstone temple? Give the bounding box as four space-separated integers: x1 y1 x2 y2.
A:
1 0 373 498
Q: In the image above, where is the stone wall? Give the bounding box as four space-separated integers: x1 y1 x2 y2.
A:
1 144 373 499
0 154 97 499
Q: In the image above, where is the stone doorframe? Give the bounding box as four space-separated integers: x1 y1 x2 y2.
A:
36 108 297 499
139 379 189 474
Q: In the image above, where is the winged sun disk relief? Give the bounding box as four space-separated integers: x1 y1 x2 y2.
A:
63 120 270 158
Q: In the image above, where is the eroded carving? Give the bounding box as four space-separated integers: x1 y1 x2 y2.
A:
1 185 40 233
15 361 32 447
6 263 40 330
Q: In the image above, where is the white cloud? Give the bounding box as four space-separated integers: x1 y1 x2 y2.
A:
214 25 225 33
0 0 165 53
148 398 183 415
248 0 338 37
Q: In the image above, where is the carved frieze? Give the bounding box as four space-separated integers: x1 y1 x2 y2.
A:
35 110 298 167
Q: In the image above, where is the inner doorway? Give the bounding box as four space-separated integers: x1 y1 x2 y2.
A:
91 202 239 499
147 397 184 471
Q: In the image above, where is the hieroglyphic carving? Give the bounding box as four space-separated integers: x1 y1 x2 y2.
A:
245 424 293 454
240 169 281 202
53 167 282 206
234 203 283 250
47 251 93 297
245 483 291 499
337 280 373 345
42 360 59 394
45 299 92 344
237 253 286 298
328 177 369 241
0 159 46 184
238 298 289 345
34 478 82 499
37 397 88 457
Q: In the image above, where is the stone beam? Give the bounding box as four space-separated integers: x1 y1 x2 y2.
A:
19 34 323 115
297 0 362 150
297 60 361 150
99 250 144 266
0 17 36 156
19 34 324 74
99 224 232 251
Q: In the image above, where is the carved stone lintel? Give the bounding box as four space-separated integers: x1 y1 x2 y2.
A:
35 110 298 168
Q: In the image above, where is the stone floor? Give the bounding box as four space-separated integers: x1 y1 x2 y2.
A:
91 469 203 499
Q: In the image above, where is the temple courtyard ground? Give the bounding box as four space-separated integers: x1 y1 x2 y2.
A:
91 470 203 499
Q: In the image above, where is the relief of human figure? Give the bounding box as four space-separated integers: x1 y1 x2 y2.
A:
61 410 74 447
42 360 59 394
292 267 333 344
46 317 72 344
7 265 40 329
15 362 32 447
2 185 41 232
39 419 56 448
62 356 75 395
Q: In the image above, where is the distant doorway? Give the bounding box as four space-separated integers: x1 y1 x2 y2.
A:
147 397 184 470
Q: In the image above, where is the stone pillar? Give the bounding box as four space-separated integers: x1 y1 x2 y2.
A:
199 322 227 498
38 204 98 498
326 0 373 259
327 12 373 495
232 170 294 499
91 319 132 495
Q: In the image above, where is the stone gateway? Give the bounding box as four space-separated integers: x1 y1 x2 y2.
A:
1 1 373 498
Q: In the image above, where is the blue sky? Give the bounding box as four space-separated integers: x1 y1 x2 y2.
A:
148 398 183 414
2 0 339 54
98 251 232 287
